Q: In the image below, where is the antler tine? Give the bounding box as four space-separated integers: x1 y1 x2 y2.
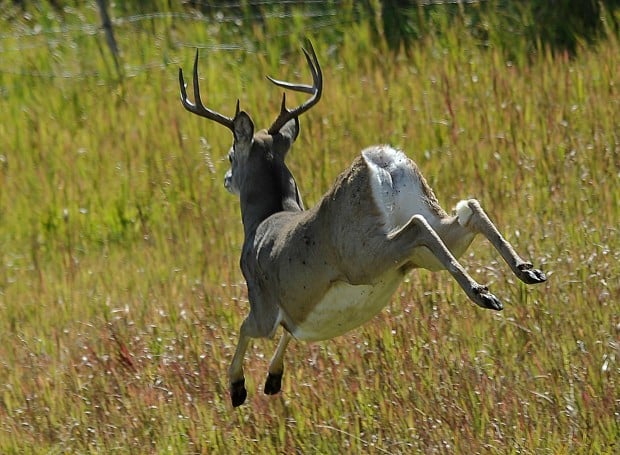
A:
267 41 323 135
179 49 235 131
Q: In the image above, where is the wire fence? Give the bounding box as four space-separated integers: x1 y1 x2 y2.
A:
0 7 333 78
0 1 487 80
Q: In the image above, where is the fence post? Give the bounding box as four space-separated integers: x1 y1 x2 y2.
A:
96 0 123 79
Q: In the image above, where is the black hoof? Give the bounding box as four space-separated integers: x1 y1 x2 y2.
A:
518 263 547 284
475 286 503 311
264 373 283 395
231 379 247 407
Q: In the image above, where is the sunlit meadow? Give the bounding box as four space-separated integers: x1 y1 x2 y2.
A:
0 2 618 453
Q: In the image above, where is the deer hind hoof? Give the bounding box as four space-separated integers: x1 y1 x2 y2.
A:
474 287 503 311
517 263 547 284
264 373 283 395
231 379 247 407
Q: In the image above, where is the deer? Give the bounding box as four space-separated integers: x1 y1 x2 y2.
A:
179 41 547 407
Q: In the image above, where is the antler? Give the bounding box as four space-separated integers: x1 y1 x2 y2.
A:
267 40 323 135
179 49 239 131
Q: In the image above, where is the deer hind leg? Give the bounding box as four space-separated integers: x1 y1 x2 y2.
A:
389 214 503 310
456 199 546 284
264 331 292 396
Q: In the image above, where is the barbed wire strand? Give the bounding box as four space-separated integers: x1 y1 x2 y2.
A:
0 1 487 79
0 9 338 41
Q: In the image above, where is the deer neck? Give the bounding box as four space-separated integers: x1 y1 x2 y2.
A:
239 159 302 237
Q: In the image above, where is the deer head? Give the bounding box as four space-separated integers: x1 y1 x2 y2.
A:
179 42 322 232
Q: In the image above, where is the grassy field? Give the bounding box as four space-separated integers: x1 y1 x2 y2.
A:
0 3 618 453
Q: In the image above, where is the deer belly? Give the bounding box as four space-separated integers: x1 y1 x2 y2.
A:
290 278 401 342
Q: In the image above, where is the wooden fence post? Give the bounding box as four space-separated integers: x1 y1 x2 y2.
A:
96 0 123 79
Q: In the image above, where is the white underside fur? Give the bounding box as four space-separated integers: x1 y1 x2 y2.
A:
290 273 402 341
455 199 474 227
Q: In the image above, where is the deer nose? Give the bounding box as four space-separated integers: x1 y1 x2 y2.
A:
224 170 239 195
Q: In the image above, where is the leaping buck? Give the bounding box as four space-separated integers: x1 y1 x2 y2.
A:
179 41 546 407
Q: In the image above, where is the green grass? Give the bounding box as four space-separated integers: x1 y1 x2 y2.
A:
0 3 618 454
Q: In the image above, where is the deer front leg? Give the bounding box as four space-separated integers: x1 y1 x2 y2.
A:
228 336 250 407
264 331 292 396
457 199 547 284
228 319 254 407
389 214 503 310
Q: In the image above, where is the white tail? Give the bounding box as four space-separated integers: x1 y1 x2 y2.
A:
179 42 546 407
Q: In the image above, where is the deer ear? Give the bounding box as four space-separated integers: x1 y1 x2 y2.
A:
277 117 300 143
233 111 254 147
272 117 299 157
